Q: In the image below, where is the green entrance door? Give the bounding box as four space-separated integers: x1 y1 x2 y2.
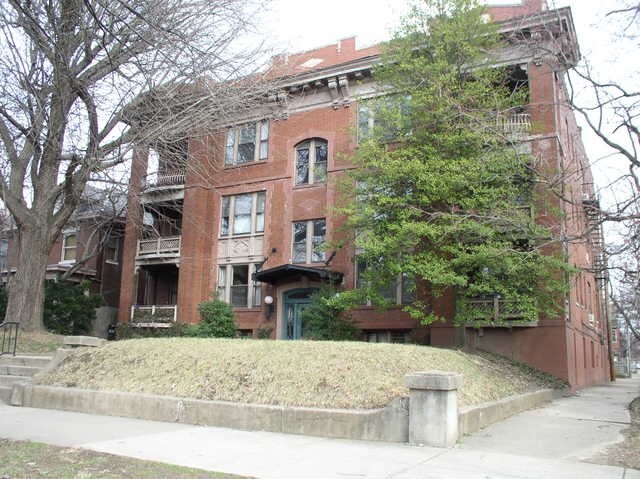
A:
283 288 317 340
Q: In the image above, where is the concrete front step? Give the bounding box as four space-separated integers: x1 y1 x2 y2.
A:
0 355 53 368
0 365 40 377
0 385 11 404
0 374 30 387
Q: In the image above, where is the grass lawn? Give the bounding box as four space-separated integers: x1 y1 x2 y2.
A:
0 439 249 479
15 331 65 354
40 338 564 409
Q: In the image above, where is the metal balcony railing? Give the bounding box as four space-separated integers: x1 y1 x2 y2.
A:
130 305 177 326
136 235 181 258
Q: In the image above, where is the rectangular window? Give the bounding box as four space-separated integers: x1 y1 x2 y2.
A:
217 263 262 308
356 258 414 305
224 120 269 166
231 265 249 307
0 238 7 271
62 231 77 262
292 219 326 264
357 95 411 143
220 191 266 237
105 235 120 263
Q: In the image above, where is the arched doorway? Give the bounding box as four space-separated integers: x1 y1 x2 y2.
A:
283 288 318 340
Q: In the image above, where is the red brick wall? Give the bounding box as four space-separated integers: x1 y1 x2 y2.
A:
487 0 547 22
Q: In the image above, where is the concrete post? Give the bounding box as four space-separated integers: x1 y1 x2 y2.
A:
405 371 463 447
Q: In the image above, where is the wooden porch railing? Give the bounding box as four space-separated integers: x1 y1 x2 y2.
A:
462 297 537 327
136 235 181 257
496 112 532 136
130 305 177 327
145 170 185 189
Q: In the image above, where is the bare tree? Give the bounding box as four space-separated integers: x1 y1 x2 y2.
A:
0 0 276 331
558 1 640 336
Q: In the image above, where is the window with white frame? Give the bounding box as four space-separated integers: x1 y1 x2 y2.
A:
292 219 326 264
61 231 77 262
355 258 415 305
295 138 328 185
217 263 262 308
220 191 265 237
225 121 269 166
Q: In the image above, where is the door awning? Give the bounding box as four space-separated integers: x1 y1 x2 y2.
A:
253 264 343 285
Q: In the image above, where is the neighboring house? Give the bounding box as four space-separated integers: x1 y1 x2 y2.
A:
1 187 125 327
118 0 611 389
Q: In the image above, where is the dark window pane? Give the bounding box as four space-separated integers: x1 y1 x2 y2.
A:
293 221 306 243
358 104 371 141
401 273 416 304
312 219 326 262
221 197 230 236
232 265 249 286
293 221 307 263
296 148 309 184
356 259 367 289
238 143 255 164
315 142 327 163
314 141 327 183
231 286 248 307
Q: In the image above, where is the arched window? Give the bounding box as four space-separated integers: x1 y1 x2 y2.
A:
295 138 327 185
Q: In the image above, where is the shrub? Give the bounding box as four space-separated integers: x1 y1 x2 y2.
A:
301 287 359 341
43 280 103 335
193 297 236 338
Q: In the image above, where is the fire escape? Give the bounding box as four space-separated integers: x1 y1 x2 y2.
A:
582 189 608 331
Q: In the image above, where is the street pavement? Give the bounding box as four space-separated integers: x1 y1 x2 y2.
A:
0 376 638 479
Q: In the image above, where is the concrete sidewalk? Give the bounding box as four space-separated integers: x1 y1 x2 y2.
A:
0 377 638 479
460 375 639 461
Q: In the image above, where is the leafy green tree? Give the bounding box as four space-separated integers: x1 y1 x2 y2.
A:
301 287 360 341
194 297 236 338
43 281 103 335
337 0 571 325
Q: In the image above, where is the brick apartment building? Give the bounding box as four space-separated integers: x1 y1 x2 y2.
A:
118 0 612 389
1 188 124 329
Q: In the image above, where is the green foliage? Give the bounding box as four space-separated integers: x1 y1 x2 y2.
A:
193 297 236 338
301 287 360 341
336 0 572 325
43 281 103 335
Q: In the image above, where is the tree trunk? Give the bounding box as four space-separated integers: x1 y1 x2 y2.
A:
4 227 51 332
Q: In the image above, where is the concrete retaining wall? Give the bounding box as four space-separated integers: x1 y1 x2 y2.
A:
459 388 556 435
12 373 559 445
17 384 409 443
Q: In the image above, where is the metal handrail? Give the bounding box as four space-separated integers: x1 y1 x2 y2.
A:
0 321 19 356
